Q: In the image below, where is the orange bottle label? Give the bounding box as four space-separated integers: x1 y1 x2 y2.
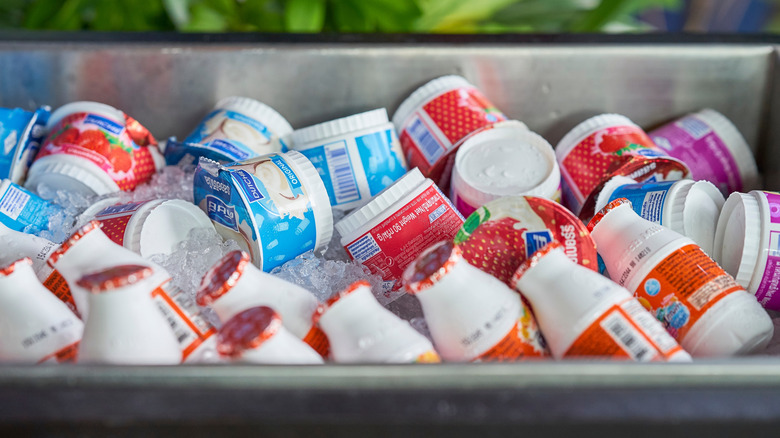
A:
414 350 441 363
634 244 742 340
42 269 79 316
475 315 549 362
38 341 79 364
151 287 217 361
303 326 330 359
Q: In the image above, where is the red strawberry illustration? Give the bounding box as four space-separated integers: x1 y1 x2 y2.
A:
460 216 527 284
52 127 80 147
108 148 132 172
75 130 111 156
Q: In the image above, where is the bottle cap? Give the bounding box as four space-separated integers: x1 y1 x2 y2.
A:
196 250 249 306
76 264 154 293
587 198 632 232
289 109 389 148
325 280 371 308
511 240 563 285
402 240 462 295
216 306 282 358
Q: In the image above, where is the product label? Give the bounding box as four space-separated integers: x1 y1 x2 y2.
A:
565 298 684 360
0 181 57 232
755 191 780 310
414 350 441 363
609 181 675 225
399 87 506 177
43 269 78 316
152 284 217 361
184 109 277 159
302 325 330 358
36 112 157 191
345 184 464 295
634 244 742 340
474 300 548 361
38 341 79 364
0 106 49 183
93 200 148 246
650 115 742 195
300 140 361 206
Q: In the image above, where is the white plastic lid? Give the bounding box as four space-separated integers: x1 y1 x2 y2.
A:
555 114 639 161
693 109 760 191
714 191 762 290
25 154 120 196
392 75 473 131
47 101 125 131
335 167 425 238
289 108 389 149
667 179 724 257
282 151 334 250
127 199 215 258
451 123 559 208
593 175 638 213
216 96 293 138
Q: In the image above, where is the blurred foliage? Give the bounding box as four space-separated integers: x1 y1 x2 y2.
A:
0 0 682 33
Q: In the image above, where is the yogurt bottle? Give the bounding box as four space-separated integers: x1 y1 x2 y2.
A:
314 281 440 364
650 109 759 195
511 242 690 361
217 306 323 365
47 221 217 362
454 196 598 285
165 97 293 166
0 179 62 232
589 198 773 357
450 122 560 217
556 114 689 215
0 258 82 364
197 250 329 358
86 198 214 258
336 168 464 295
392 75 508 187
288 109 408 210
595 176 725 257
714 190 780 311
76 264 181 364
402 241 548 362
193 151 333 272
0 106 49 184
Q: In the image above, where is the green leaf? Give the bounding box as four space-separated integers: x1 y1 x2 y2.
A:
327 0 373 32
284 0 325 32
414 0 518 32
181 3 228 31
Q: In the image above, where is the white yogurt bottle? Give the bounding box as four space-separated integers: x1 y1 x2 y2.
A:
315 281 440 364
197 250 329 358
595 176 725 257
76 264 182 364
85 198 215 258
26 101 162 196
714 190 780 311
589 198 773 357
217 306 323 365
650 109 759 196
511 242 690 361
47 221 216 361
166 96 293 165
336 168 464 295
0 258 83 363
402 241 548 362
288 109 408 210
450 122 561 217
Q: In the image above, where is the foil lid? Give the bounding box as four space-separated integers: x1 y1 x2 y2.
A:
217 306 282 358
402 240 462 295
76 264 153 293
196 250 249 306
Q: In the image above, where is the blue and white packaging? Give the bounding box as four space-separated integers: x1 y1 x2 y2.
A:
165 97 292 166
287 109 407 210
193 151 333 272
0 106 50 184
0 179 61 233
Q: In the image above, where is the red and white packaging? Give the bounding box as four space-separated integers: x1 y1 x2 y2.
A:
314 281 440 364
26 101 163 196
197 250 329 358
336 168 464 298
556 114 689 216
454 195 598 285
0 258 82 364
47 221 216 362
402 241 548 362
76 264 181 364
589 198 773 357
392 75 508 187
217 306 323 365
512 242 690 361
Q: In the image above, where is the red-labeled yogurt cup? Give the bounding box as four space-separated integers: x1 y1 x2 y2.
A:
335 168 464 297
392 75 507 187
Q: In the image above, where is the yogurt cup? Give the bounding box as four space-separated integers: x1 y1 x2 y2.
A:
0 106 49 184
0 258 82 364
335 168 464 296
288 108 408 210
314 281 439 364
166 96 293 165
589 198 773 357
454 196 598 285
89 198 214 258
392 75 508 187
450 122 560 217
26 101 162 196
76 264 182 364
403 241 548 362
714 190 780 311
650 109 759 195
556 114 689 215
217 306 324 365
0 179 62 232
193 151 333 272
595 177 725 257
